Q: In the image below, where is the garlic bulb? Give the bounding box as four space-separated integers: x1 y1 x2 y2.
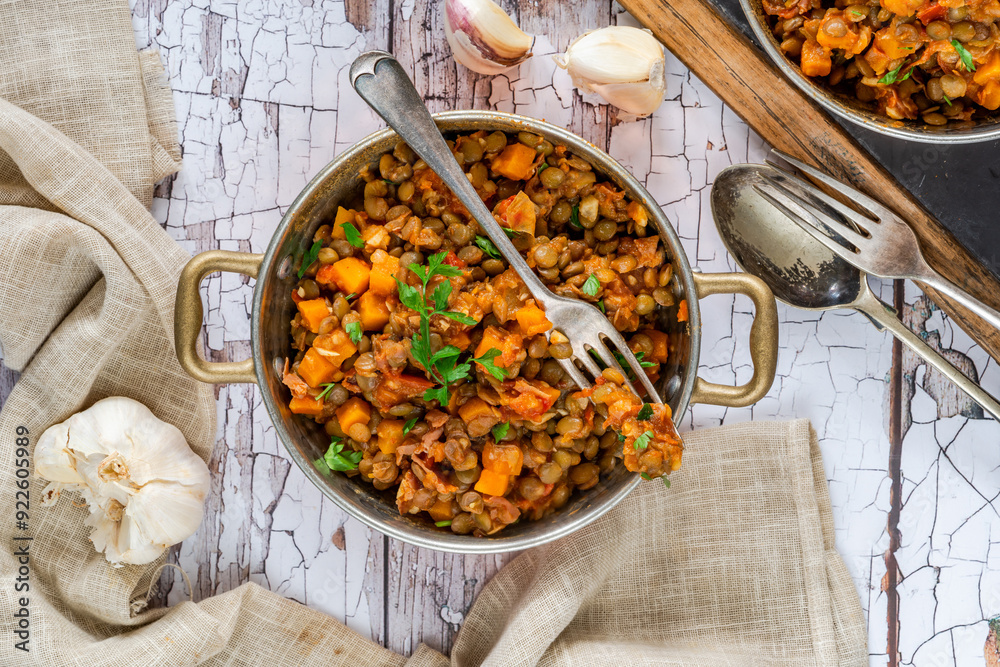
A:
35 397 211 566
554 26 666 117
443 0 533 75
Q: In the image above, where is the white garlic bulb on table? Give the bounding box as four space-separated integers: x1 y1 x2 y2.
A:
35 396 211 566
554 26 667 117
443 0 533 75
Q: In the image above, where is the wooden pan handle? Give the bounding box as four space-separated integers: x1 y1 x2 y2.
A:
620 0 1000 361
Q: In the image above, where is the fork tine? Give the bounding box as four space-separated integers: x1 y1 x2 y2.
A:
762 169 873 240
591 334 663 404
577 346 604 378
768 150 893 222
557 357 591 391
754 178 870 250
753 183 862 263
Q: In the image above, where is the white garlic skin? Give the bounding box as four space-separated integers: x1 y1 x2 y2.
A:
554 26 666 117
443 0 533 75
35 397 210 566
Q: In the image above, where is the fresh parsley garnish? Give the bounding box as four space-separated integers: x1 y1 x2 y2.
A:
850 8 865 15
943 93 953 106
952 39 976 71
596 300 606 313
492 422 510 441
323 437 363 471
636 403 653 421
501 226 517 238
346 321 363 345
396 252 499 404
569 205 581 229
474 348 506 380
343 222 365 248
403 417 418 434
640 472 651 480
435 520 452 527
298 241 322 278
618 432 626 442
878 62 911 85
633 430 654 451
582 273 600 296
317 383 337 401
663 476 671 488
344 292 357 301
475 235 501 259
537 163 548 173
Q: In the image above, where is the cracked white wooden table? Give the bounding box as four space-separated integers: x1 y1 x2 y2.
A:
35 1 992 664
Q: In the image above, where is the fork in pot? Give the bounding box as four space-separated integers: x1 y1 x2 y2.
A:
753 150 1000 333
349 51 663 402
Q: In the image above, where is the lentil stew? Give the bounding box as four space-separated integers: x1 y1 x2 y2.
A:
765 0 1000 123
282 130 685 537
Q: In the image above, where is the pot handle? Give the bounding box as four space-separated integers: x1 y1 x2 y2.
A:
688 272 778 407
175 250 264 384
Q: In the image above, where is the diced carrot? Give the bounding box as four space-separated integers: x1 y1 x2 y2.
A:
369 249 400 295
427 499 454 522
297 347 338 388
458 397 497 424
677 299 688 322
975 51 1000 85
494 191 536 236
450 330 472 351
644 329 670 364
492 143 537 180
916 2 945 23
373 372 436 408
376 419 405 455
312 328 358 368
474 468 509 497
474 325 522 368
297 298 331 334
331 206 357 240
977 80 1000 111
627 201 649 227
800 39 832 77
289 396 324 416
475 326 505 360
316 257 371 295
357 291 391 331
482 441 523 476
515 303 552 336
336 397 371 433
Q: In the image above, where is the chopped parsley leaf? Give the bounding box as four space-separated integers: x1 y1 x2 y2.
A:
582 273 600 296
298 240 322 278
492 422 510 441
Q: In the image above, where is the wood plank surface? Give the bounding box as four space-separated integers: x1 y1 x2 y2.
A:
619 0 1000 365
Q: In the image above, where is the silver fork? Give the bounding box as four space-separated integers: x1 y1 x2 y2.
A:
349 51 662 402
754 150 1000 333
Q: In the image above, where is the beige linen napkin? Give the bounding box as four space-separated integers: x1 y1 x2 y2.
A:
0 1 866 664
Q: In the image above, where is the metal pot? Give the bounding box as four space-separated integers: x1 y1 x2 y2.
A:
174 110 779 554
740 0 1000 143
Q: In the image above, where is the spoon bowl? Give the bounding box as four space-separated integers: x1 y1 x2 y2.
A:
711 164 861 311
710 162 1000 421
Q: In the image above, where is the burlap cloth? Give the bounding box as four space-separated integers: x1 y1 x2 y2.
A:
0 1 867 665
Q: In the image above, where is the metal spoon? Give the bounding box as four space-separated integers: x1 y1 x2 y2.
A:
711 163 1000 421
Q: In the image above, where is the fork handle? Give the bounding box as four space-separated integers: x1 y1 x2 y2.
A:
855 287 1000 421
915 267 1000 334
348 51 552 307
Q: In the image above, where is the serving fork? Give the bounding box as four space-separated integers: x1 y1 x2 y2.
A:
349 51 662 402
753 150 1000 333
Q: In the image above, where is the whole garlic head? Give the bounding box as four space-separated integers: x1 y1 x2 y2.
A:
443 0 533 75
554 26 666 118
35 397 211 566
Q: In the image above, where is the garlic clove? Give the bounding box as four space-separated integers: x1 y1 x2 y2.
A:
34 396 211 566
553 26 667 117
444 0 533 75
